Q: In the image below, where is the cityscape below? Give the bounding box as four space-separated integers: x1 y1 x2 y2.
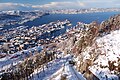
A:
0 0 120 80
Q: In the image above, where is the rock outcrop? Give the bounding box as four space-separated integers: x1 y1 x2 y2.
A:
72 14 120 80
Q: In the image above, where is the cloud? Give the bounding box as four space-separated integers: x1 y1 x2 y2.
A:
36 0 120 9
1 2 85 11
0 1 119 11
76 0 120 8
32 2 86 9
0 3 33 11
78 2 86 7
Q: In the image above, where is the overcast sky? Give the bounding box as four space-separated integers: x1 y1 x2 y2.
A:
0 0 120 11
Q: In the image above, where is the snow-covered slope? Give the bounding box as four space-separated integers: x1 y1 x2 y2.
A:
82 30 120 80
48 64 86 80
0 46 42 75
29 54 86 80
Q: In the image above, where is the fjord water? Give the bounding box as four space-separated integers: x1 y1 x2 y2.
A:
24 12 120 39
2 12 120 39
24 11 120 27
3 11 120 30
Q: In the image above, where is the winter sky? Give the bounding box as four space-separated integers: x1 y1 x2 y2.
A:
0 0 120 11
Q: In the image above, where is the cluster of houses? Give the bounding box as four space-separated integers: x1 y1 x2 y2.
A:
0 20 71 58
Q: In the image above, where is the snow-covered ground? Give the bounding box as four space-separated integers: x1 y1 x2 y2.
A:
0 46 42 74
88 30 120 80
47 64 86 80
29 54 86 80
0 45 86 80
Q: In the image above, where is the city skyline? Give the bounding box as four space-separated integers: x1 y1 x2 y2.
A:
0 0 120 11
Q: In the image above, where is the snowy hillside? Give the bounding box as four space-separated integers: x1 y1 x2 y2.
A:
71 14 120 80
75 30 120 80
28 54 86 80
89 30 120 80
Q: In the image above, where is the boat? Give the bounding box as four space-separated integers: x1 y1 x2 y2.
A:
0 27 3 30
67 23 72 26
60 25 64 28
47 30 51 33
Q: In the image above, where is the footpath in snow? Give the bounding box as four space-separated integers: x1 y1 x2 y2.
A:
48 63 86 80
30 54 86 80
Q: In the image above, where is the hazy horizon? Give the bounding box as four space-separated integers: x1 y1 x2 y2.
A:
0 0 120 11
